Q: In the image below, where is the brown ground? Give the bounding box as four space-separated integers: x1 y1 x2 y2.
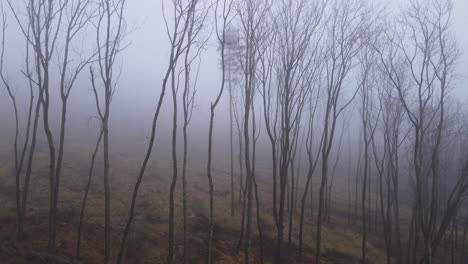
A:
0 143 386 263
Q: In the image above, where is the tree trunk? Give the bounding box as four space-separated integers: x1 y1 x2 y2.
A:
76 130 102 257
167 67 178 264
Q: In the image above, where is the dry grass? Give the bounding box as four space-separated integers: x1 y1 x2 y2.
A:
0 144 388 264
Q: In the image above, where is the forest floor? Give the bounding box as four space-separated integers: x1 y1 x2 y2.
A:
0 143 387 264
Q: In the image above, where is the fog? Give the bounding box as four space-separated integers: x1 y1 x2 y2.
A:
1 0 467 160
1 0 468 263
1 0 225 161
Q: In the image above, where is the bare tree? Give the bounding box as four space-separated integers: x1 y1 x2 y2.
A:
298 82 323 255
0 3 36 241
268 1 324 261
371 85 392 264
315 1 371 262
168 38 179 264
76 127 103 258
90 0 126 262
205 0 233 262
371 61 407 264
245 101 263 263
7 0 63 252
169 2 208 263
287 106 306 245
251 103 264 263
180 2 208 262
225 26 242 216
325 118 346 223
234 1 271 262
234 88 246 205
116 0 193 262
52 0 96 252
377 1 468 262
7 0 95 252
234 84 248 254
259 21 280 229
357 42 381 263
354 130 363 224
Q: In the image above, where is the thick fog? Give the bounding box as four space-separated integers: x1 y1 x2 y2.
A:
0 0 224 162
2 1 468 263
0 0 467 164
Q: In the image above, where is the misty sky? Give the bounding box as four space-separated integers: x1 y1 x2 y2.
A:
0 0 467 158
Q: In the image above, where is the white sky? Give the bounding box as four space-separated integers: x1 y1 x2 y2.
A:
0 0 467 155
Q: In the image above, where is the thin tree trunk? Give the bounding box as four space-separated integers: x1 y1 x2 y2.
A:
116 1 186 260
76 130 103 257
229 66 235 217
182 113 188 264
206 107 217 264
19 87 42 240
362 138 368 264
288 159 295 246
167 66 178 264
315 155 328 264
251 105 263 264
253 174 264 264
1 28 36 241
206 2 231 261
102 115 110 264
43 81 58 253
236 185 248 254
